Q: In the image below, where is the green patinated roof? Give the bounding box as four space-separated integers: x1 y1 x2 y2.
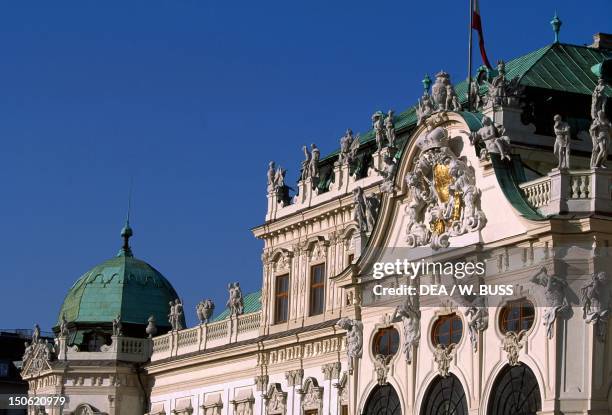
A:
212 290 262 321
322 42 610 163
58 252 183 329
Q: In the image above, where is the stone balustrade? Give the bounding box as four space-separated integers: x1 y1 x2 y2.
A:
56 335 152 363
519 168 612 216
151 311 261 362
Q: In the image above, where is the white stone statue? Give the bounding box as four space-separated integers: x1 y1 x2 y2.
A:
352 187 378 234
416 91 435 125
32 324 40 344
196 299 215 324
168 299 184 331
146 315 157 338
391 295 421 364
581 271 610 342
468 77 483 110
372 111 385 151
385 110 396 148
309 144 320 184
553 114 571 169
272 165 291 206
431 71 449 110
591 78 608 120
589 110 611 168
336 317 363 374
267 161 276 190
300 146 312 181
470 115 512 161
339 129 360 166
486 60 507 107
59 314 69 337
227 282 244 316
373 354 391 385
375 149 397 194
445 83 461 111
112 314 122 337
530 267 570 339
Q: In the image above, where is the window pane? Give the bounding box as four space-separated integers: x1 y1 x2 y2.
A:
310 264 325 316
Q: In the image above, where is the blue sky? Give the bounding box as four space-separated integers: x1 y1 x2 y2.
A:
0 1 609 330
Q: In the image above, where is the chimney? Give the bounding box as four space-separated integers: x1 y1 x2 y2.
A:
590 33 612 50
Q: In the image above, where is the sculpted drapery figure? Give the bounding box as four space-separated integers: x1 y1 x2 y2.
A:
469 115 512 161
267 161 276 190
385 110 396 147
112 314 123 336
445 83 461 112
372 111 385 151
465 296 488 353
391 295 421 364
352 186 378 234
196 299 215 324
309 144 320 183
531 267 570 339
591 78 607 119
227 282 244 316
553 115 571 169
300 146 312 181
581 271 610 342
589 110 611 168
339 129 360 166
336 317 363 374
431 71 449 110
416 91 435 126
59 314 69 337
168 299 184 331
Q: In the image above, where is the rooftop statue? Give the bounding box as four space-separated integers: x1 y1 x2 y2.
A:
267 161 276 191
469 115 512 161
372 111 385 151
146 315 157 338
271 165 291 206
385 110 396 148
339 129 360 166
112 314 123 336
589 110 611 168
391 295 421 364
416 91 435 126
553 115 571 170
309 144 320 185
445 83 461 112
431 71 450 110
591 78 608 120
168 299 184 331
352 186 378 234
227 282 244 316
468 77 483 110
59 314 69 337
375 150 398 194
300 145 312 181
531 267 570 339
196 299 215 324
484 60 522 107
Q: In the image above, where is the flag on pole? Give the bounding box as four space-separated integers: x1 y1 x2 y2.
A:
471 0 492 69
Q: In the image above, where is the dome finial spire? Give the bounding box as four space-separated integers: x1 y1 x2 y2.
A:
118 181 134 257
550 11 562 44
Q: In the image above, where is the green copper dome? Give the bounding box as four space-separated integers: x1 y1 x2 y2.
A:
57 224 184 333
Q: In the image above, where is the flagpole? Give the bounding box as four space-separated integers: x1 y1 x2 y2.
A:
468 0 473 112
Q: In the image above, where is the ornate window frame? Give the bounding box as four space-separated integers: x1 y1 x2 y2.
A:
201 393 223 415
300 377 323 415
265 383 287 415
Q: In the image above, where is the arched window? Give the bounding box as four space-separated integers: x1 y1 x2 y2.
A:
432 314 462 346
363 384 401 415
487 364 541 415
499 299 535 333
373 327 400 357
420 374 468 415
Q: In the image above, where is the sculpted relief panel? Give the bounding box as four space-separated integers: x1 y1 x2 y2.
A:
405 126 487 250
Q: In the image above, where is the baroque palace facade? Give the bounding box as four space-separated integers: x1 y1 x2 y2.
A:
22 27 612 415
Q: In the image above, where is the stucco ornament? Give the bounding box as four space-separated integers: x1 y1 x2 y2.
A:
502 330 527 366
22 324 55 376
581 271 610 342
338 129 360 167
591 78 608 120
336 317 363 374
553 114 571 169
469 115 512 161
352 186 379 234
112 314 123 336
405 127 487 250
373 354 392 385
530 267 570 339
227 282 244 316
168 298 184 331
391 295 421 364
372 111 385 151
589 110 611 168
385 110 396 147
433 343 455 378
196 299 215 324
265 383 287 415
